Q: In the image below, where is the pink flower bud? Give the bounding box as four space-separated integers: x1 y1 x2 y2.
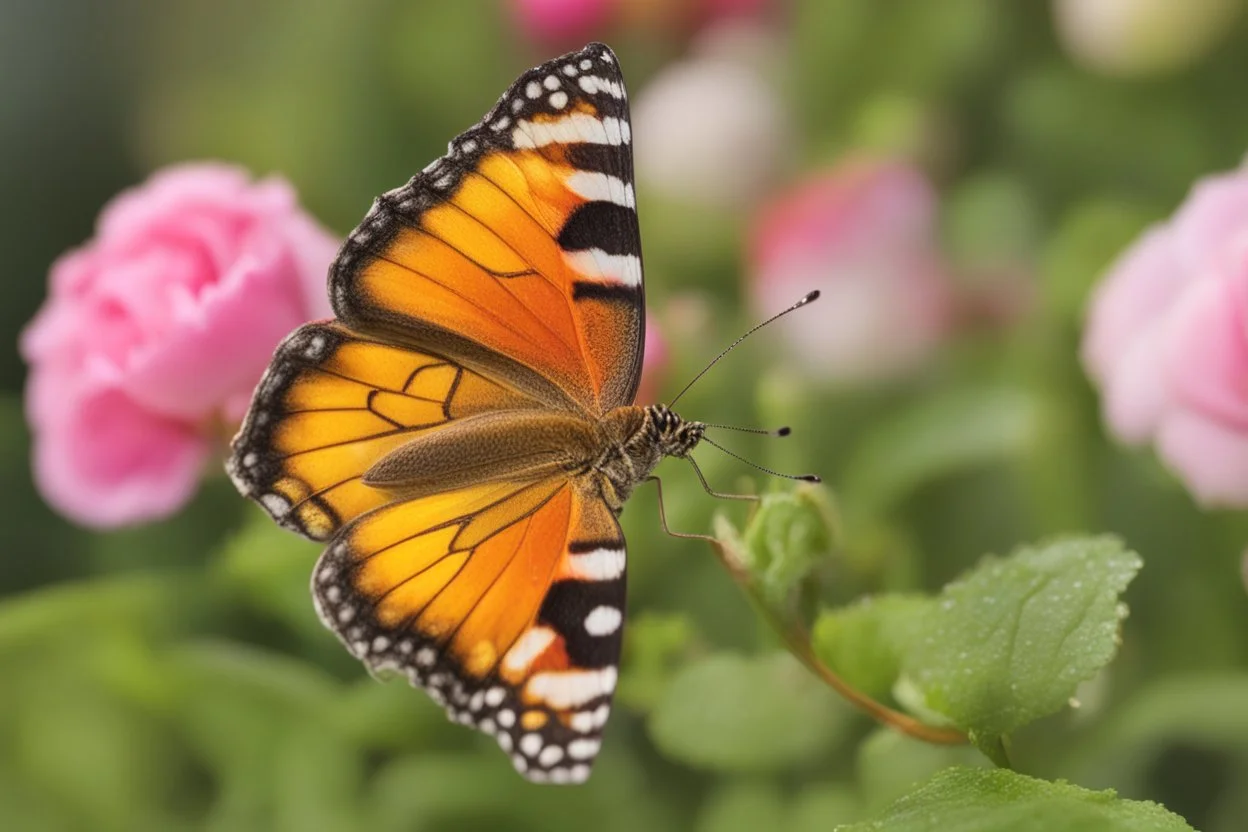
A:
749 158 955 383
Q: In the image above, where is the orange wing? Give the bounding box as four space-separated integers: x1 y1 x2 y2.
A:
330 42 643 417
227 321 540 541
312 476 628 784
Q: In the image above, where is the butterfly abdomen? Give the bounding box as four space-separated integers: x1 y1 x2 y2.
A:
362 409 602 499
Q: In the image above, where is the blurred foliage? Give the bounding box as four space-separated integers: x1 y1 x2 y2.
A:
7 0 1248 830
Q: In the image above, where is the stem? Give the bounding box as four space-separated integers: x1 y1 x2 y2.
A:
708 537 967 747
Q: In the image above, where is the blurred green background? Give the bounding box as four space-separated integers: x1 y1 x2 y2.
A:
5 1 1248 830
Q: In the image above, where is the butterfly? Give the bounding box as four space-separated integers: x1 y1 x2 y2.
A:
227 43 708 785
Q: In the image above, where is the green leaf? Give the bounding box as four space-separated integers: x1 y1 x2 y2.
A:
856 729 988 812
900 537 1140 758
837 766 1194 832
648 652 849 773
812 595 928 701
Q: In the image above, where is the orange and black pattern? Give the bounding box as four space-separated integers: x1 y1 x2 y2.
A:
331 42 643 415
228 43 644 784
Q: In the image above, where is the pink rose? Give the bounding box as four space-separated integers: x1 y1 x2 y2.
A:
20 163 338 528
748 158 955 382
1083 166 1248 507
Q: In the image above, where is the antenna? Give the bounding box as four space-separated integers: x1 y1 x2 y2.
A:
668 290 820 408
702 423 791 437
701 435 821 483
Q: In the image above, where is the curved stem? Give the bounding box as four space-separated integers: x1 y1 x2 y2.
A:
707 537 967 747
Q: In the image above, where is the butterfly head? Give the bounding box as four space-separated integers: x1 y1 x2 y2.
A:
644 404 704 459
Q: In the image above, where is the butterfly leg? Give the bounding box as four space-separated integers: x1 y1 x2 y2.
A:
645 476 717 543
685 455 760 502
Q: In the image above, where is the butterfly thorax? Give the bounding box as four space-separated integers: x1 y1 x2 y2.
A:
593 404 704 512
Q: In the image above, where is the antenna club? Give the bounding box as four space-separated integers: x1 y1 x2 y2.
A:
800 474 822 483
801 290 820 304
776 426 792 437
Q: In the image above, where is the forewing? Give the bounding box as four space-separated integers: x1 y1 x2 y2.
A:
331 42 644 416
227 321 539 540
312 478 627 784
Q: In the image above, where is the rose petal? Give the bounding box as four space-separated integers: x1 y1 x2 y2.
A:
120 248 308 422
31 386 209 528
1157 409 1248 507
1162 257 1248 429
1170 168 1248 277
1081 225 1185 382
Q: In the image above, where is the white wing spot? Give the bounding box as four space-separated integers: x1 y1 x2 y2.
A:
564 546 626 581
497 709 516 728
543 74 560 90
415 647 436 667
372 636 390 652
526 667 617 709
526 80 541 99
563 63 578 76
580 59 592 70
549 90 568 110
324 586 341 603
569 764 591 783
564 170 635 208
584 605 622 636
260 493 291 519
539 746 565 767
520 733 543 757
336 605 355 624
503 627 556 674
485 687 506 707
568 738 601 760
498 732 513 752
563 250 642 287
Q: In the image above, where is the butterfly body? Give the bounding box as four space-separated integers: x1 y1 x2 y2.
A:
228 43 678 784
360 403 701 513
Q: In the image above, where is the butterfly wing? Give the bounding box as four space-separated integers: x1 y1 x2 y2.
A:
229 42 645 784
312 476 627 784
331 42 643 417
227 320 542 540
